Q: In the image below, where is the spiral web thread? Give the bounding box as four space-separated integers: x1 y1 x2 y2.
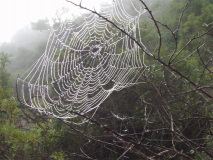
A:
17 0 150 120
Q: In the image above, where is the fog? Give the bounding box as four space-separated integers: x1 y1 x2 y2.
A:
0 0 109 43
0 0 110 83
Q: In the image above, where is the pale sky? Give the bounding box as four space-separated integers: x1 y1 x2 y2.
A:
0 0 109 43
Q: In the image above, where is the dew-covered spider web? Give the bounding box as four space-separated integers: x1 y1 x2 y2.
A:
17 0 151 121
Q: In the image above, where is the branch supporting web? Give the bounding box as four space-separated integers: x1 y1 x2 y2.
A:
17 0 149 120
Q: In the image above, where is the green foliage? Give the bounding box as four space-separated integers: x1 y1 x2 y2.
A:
0 52 11 89
0 89 75 159
0 53 76 159
0 0 212 159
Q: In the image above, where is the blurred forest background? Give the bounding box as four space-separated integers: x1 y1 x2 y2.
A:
0 0 213 159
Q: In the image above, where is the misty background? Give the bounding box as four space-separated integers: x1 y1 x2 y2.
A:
0 0 213 159
0 0 110 83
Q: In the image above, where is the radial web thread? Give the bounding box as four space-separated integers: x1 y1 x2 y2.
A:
17 0 150 120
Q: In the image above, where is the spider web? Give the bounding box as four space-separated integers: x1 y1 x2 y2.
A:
17 0 150 120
